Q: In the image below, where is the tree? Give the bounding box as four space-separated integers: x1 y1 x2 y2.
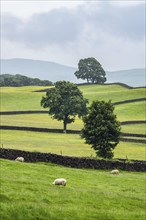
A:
81 100 121 159
0 74 53 87
74 57 106 84
41 81 88 133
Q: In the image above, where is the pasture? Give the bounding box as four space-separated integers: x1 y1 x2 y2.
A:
0 84 145 111
0 110 145 132
0 84 146 220
1 159 146 220
0 84 145 161
1 130 145 160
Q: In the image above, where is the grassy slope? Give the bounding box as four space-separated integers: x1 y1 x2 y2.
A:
80 84 145 104
0 86 47 111
1 130 145 160
1 105 145 132
121 124 146 134
0 114 83 130
0 85 145 160
0 159 145 220
0 85 145 220
115 101 146 121
0 85 145 111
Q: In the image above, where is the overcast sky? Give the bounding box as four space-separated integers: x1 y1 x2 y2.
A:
1 0 145 70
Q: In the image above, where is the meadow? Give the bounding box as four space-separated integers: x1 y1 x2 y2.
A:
0 84 145 111
0 84 145 160
0 83 146 220
0 159 145 220
1 130 145 160
1 107 145 132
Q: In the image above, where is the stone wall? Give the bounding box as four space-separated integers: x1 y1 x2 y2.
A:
0 148 145 172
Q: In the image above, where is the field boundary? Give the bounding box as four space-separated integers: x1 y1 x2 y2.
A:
0 110 48 115
113 97 146 105
121 120 146 125
77 82 146 89
0 148 145 172
0 125 146 144
0 97 145 115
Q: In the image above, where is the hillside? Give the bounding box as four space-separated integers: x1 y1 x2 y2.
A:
0 84 145 160
0 58 145 87
0 58 77 83
1 159 145 220
106 69 145 87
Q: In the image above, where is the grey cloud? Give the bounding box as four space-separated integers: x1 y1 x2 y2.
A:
1 2 145 49
2 7 84 47
83 2 145 41
2 14 24 40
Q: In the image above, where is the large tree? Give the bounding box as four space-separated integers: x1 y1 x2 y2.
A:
81 100 121 159
74 57 106 84
41 81 88 133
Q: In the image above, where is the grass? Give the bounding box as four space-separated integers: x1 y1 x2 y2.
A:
0 86 47 111
1 112 145 133
0 114 83 130
0 84 145 160
115 101 146 121
80 84 146 104
0 85 145 111
0 84 146 219
121 124 146 134
1 130 146 160
0 159 146 220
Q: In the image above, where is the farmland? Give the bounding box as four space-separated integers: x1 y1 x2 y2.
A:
0 84 145 160
0 159 145 220
0 83 146 220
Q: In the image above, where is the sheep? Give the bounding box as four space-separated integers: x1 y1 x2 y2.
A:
15 157 25 162
52 178 67 186
110 169 119 175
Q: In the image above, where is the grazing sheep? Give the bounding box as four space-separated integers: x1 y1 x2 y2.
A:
110 169 119 175
52 178 67 186
15 157 25 162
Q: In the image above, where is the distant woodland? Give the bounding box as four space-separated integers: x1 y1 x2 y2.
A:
0 74 53 87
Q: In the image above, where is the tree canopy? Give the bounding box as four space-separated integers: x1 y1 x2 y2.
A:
74 57 106 84
0 74 53 87
81 100 121 159
41 81 88 132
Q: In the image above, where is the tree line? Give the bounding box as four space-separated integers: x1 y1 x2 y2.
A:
0 74 53 87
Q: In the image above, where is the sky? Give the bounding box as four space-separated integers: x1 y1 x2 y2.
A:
1 0 145 70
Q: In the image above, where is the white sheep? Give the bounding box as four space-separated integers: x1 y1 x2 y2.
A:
110 169 119 175
52 178 67 186
15 157 25 162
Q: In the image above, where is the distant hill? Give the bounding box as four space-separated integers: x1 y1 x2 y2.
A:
0 58 77 83
0 58 145 87
106 69 145 87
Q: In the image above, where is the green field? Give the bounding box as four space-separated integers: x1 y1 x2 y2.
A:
1 112 145 133
0 84 146 161
0 114 83 130
115 101 146 121
0 159 145 220
1 130 145 160
0 85 145 111
0 86 45 111
121 124 146 134
0 84 146 220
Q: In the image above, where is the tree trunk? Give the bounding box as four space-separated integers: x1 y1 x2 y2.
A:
63 120 67 133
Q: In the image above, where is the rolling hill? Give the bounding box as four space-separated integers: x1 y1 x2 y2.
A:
0 58 77 83
0 58 145 87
